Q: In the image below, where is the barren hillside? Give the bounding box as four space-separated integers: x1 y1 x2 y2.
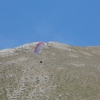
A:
0 42 100 100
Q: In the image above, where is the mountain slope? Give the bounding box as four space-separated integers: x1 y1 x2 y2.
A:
0 42 100 100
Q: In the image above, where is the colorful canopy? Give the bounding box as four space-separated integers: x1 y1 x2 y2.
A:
34 42 46 55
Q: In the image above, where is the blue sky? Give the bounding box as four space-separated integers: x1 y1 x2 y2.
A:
0 0 100 49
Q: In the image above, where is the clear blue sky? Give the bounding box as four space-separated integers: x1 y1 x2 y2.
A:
0 0 100 49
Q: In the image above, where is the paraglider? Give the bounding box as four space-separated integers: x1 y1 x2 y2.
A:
40 61 42 63
34 42 46 55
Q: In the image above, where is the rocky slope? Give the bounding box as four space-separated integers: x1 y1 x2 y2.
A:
0 42 100 100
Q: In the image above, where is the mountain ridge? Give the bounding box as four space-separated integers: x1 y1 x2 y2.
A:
0 42 100 100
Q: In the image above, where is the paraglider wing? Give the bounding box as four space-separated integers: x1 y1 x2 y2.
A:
34 42 46 55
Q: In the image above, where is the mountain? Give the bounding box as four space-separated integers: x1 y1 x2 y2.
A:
0 42 100 100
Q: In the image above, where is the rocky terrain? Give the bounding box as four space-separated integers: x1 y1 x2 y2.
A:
0 42 100 100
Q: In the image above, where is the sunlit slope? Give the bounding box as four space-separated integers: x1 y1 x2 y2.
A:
0 42 100 100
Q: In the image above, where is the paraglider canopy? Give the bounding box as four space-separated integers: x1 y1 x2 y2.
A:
34 42 46 55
